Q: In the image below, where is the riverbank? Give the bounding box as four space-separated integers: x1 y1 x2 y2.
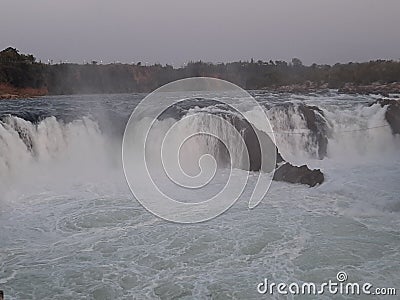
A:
1 80 400 100
338 82 400 96
0 83 48 99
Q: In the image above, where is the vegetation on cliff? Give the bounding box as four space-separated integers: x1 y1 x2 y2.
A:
1 47 400 97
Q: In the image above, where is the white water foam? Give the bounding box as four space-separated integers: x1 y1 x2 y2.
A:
0 93 399 299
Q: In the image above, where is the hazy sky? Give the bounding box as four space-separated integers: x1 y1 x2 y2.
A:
1 0 399 66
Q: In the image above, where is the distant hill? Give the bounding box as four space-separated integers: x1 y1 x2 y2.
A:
1 47 400 98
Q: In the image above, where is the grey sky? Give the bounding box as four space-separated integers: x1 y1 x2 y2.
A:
1 0 399 66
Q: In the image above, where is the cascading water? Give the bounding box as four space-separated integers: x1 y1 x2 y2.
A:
264 101 399 163
323 102 398 159
0 93 399 299
0 98 398 180
0 115 111 194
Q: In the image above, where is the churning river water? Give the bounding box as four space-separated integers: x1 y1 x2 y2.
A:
0 91 399 299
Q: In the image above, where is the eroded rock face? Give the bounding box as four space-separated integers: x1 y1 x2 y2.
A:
159 98 325 187
270 103 329 159
221 114 284 172
372 99 400 134
297 104 329 159
273 162 324 187
159 98 284 172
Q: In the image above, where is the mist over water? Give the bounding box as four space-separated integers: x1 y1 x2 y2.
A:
0 92 399 299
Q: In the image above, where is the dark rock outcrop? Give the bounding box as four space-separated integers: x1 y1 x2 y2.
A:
273 162 324 187
270 103 329 159
372 99 400 134
160 98 284 172
159 98 325 187
225 114 284 172
297 104 329 159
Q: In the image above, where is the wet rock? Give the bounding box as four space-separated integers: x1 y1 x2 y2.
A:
273 162 324 187
297 104 329 159
157 98 325 185
271 103 329 159
224 114 284 172
371 99 400 134
159 98 284 172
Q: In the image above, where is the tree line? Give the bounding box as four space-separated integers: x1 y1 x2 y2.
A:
1 47 400 95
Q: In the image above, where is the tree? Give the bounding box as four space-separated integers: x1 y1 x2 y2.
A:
291 58 303 67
